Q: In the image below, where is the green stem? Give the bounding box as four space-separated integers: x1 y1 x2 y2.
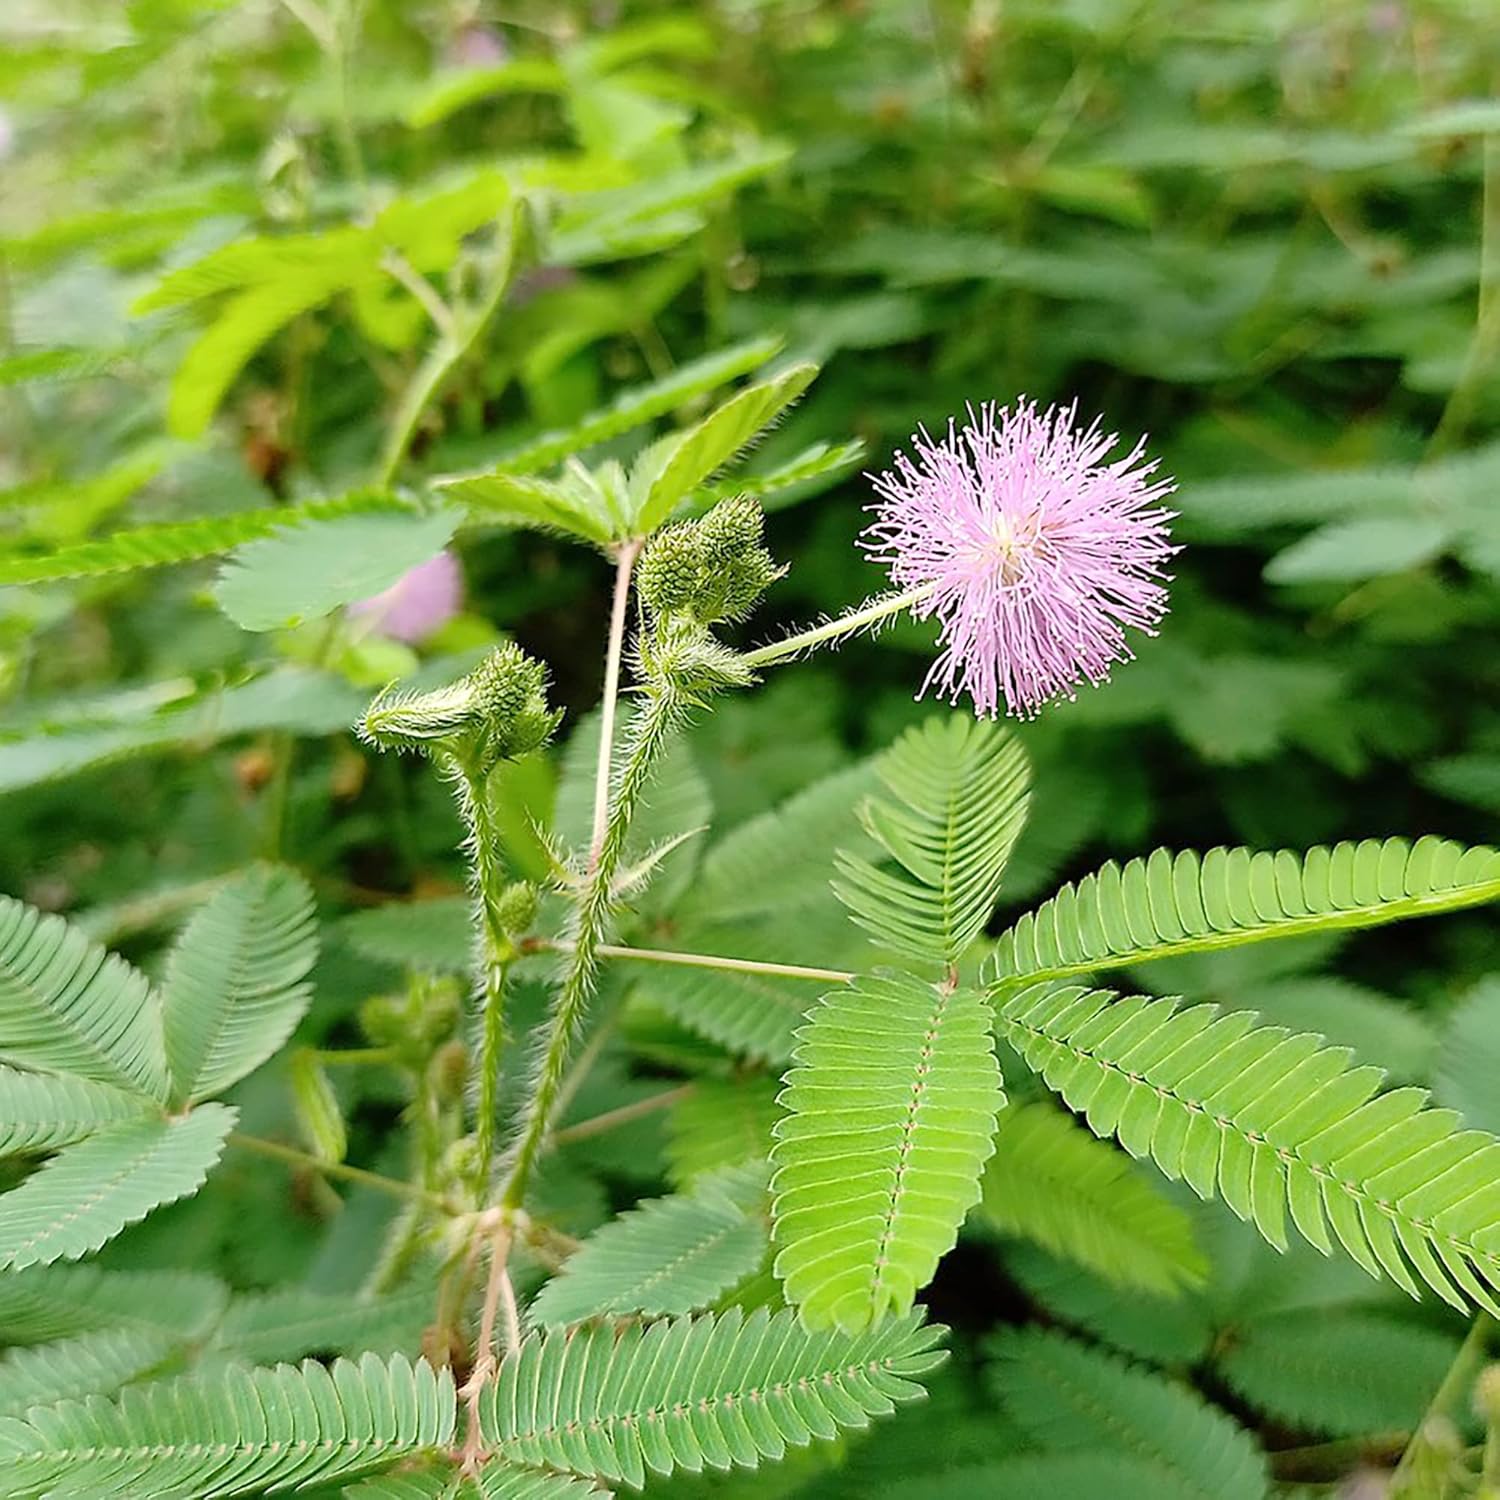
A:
590 539 643 865
1431 130 1500 457
740 586 933 671
551 1084 696 1146
376 206 522 488
585 939 851 984
499 685 685 1211
1392 1312 1494 1495
230 1131 455 1212
446 758 516 1197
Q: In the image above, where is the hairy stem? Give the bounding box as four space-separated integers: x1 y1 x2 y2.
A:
740 584 934 671
499 686 685 1211
446 758 515 1196
590 539 644 866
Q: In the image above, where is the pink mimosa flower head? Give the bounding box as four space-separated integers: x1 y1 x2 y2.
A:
862 399 1177 719
348 551 464 643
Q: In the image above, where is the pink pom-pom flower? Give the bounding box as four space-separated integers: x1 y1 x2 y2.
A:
348 551 464 644
862 398 1177 719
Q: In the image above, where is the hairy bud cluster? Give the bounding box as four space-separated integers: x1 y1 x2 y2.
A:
637 497 783 626
492 880 539 934
358 643 562 774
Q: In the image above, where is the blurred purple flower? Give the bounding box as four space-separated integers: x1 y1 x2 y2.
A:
862 399 1176 719
445 24 508 69
348 551 463 643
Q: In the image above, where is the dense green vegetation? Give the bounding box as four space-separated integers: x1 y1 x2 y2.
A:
2 1 1499 1496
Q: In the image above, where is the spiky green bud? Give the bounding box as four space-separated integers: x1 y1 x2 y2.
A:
637 497 782 626
493 880 539 934
358 643 561 773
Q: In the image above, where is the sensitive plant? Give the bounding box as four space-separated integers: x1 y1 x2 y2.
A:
5 3 1500 1498
0 367 1499 1498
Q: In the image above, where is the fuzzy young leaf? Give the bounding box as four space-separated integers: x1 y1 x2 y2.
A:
977 1100 1206 1295
989 837 1500 985
834 716 1030 966
0 1104 235 1271
0 895 165 1100
160 865 317 1105
987 1328 1268 1500
0 1351 454 1498
771 973 1004 1331
480 1306 944 1490
1001 982 1500 1314
530 1165 769 1325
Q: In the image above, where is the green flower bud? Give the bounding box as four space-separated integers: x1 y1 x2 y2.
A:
494 880 539 934
358 643 561 773
637 497 782 627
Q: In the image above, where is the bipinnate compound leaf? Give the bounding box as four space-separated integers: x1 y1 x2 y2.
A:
0 895 166 1100
481 336 782 475
348 1466 610 1499
1214 1308 1458 1436
160 865 317 1105
834 716 1030 966
770 973 1004 1331
0 1264 229 1343
664 1077 781 1187
0 1352 454 1498
0 1104 236 1271
530 1164 769 1325
988 837 1500 985
0 1328 180 1417
0 1066 153 1156
1000 982 1500 1314
987 1328 1268 1500
479 1306 944 1490
0 490 406 585
977 1100 1206 1295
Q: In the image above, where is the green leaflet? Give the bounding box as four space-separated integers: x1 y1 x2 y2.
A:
530 1164 769 1325
770 973 1004 1332
0 490 408 585
346 1464 610 1498
0 1104 236 1271
1214 1308 1458 1437
0 895 166 1099
160 866 317 1105
988 837 1500 985
0 1327 179 1417
977 1100 1206 1295
476 336 783 474
632 363 817 532
665 1077 781 1187
213 1284 436 1365
212 503 461 632
1000 982 1500 1314
987 1328 1269 1500
834 715 1030 967
0 1067 152 1156
480 1306 945 1490
0 1352 454 1499
0 1264 229 1343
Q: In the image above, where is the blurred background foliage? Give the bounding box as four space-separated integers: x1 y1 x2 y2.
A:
3 0 1500 1493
